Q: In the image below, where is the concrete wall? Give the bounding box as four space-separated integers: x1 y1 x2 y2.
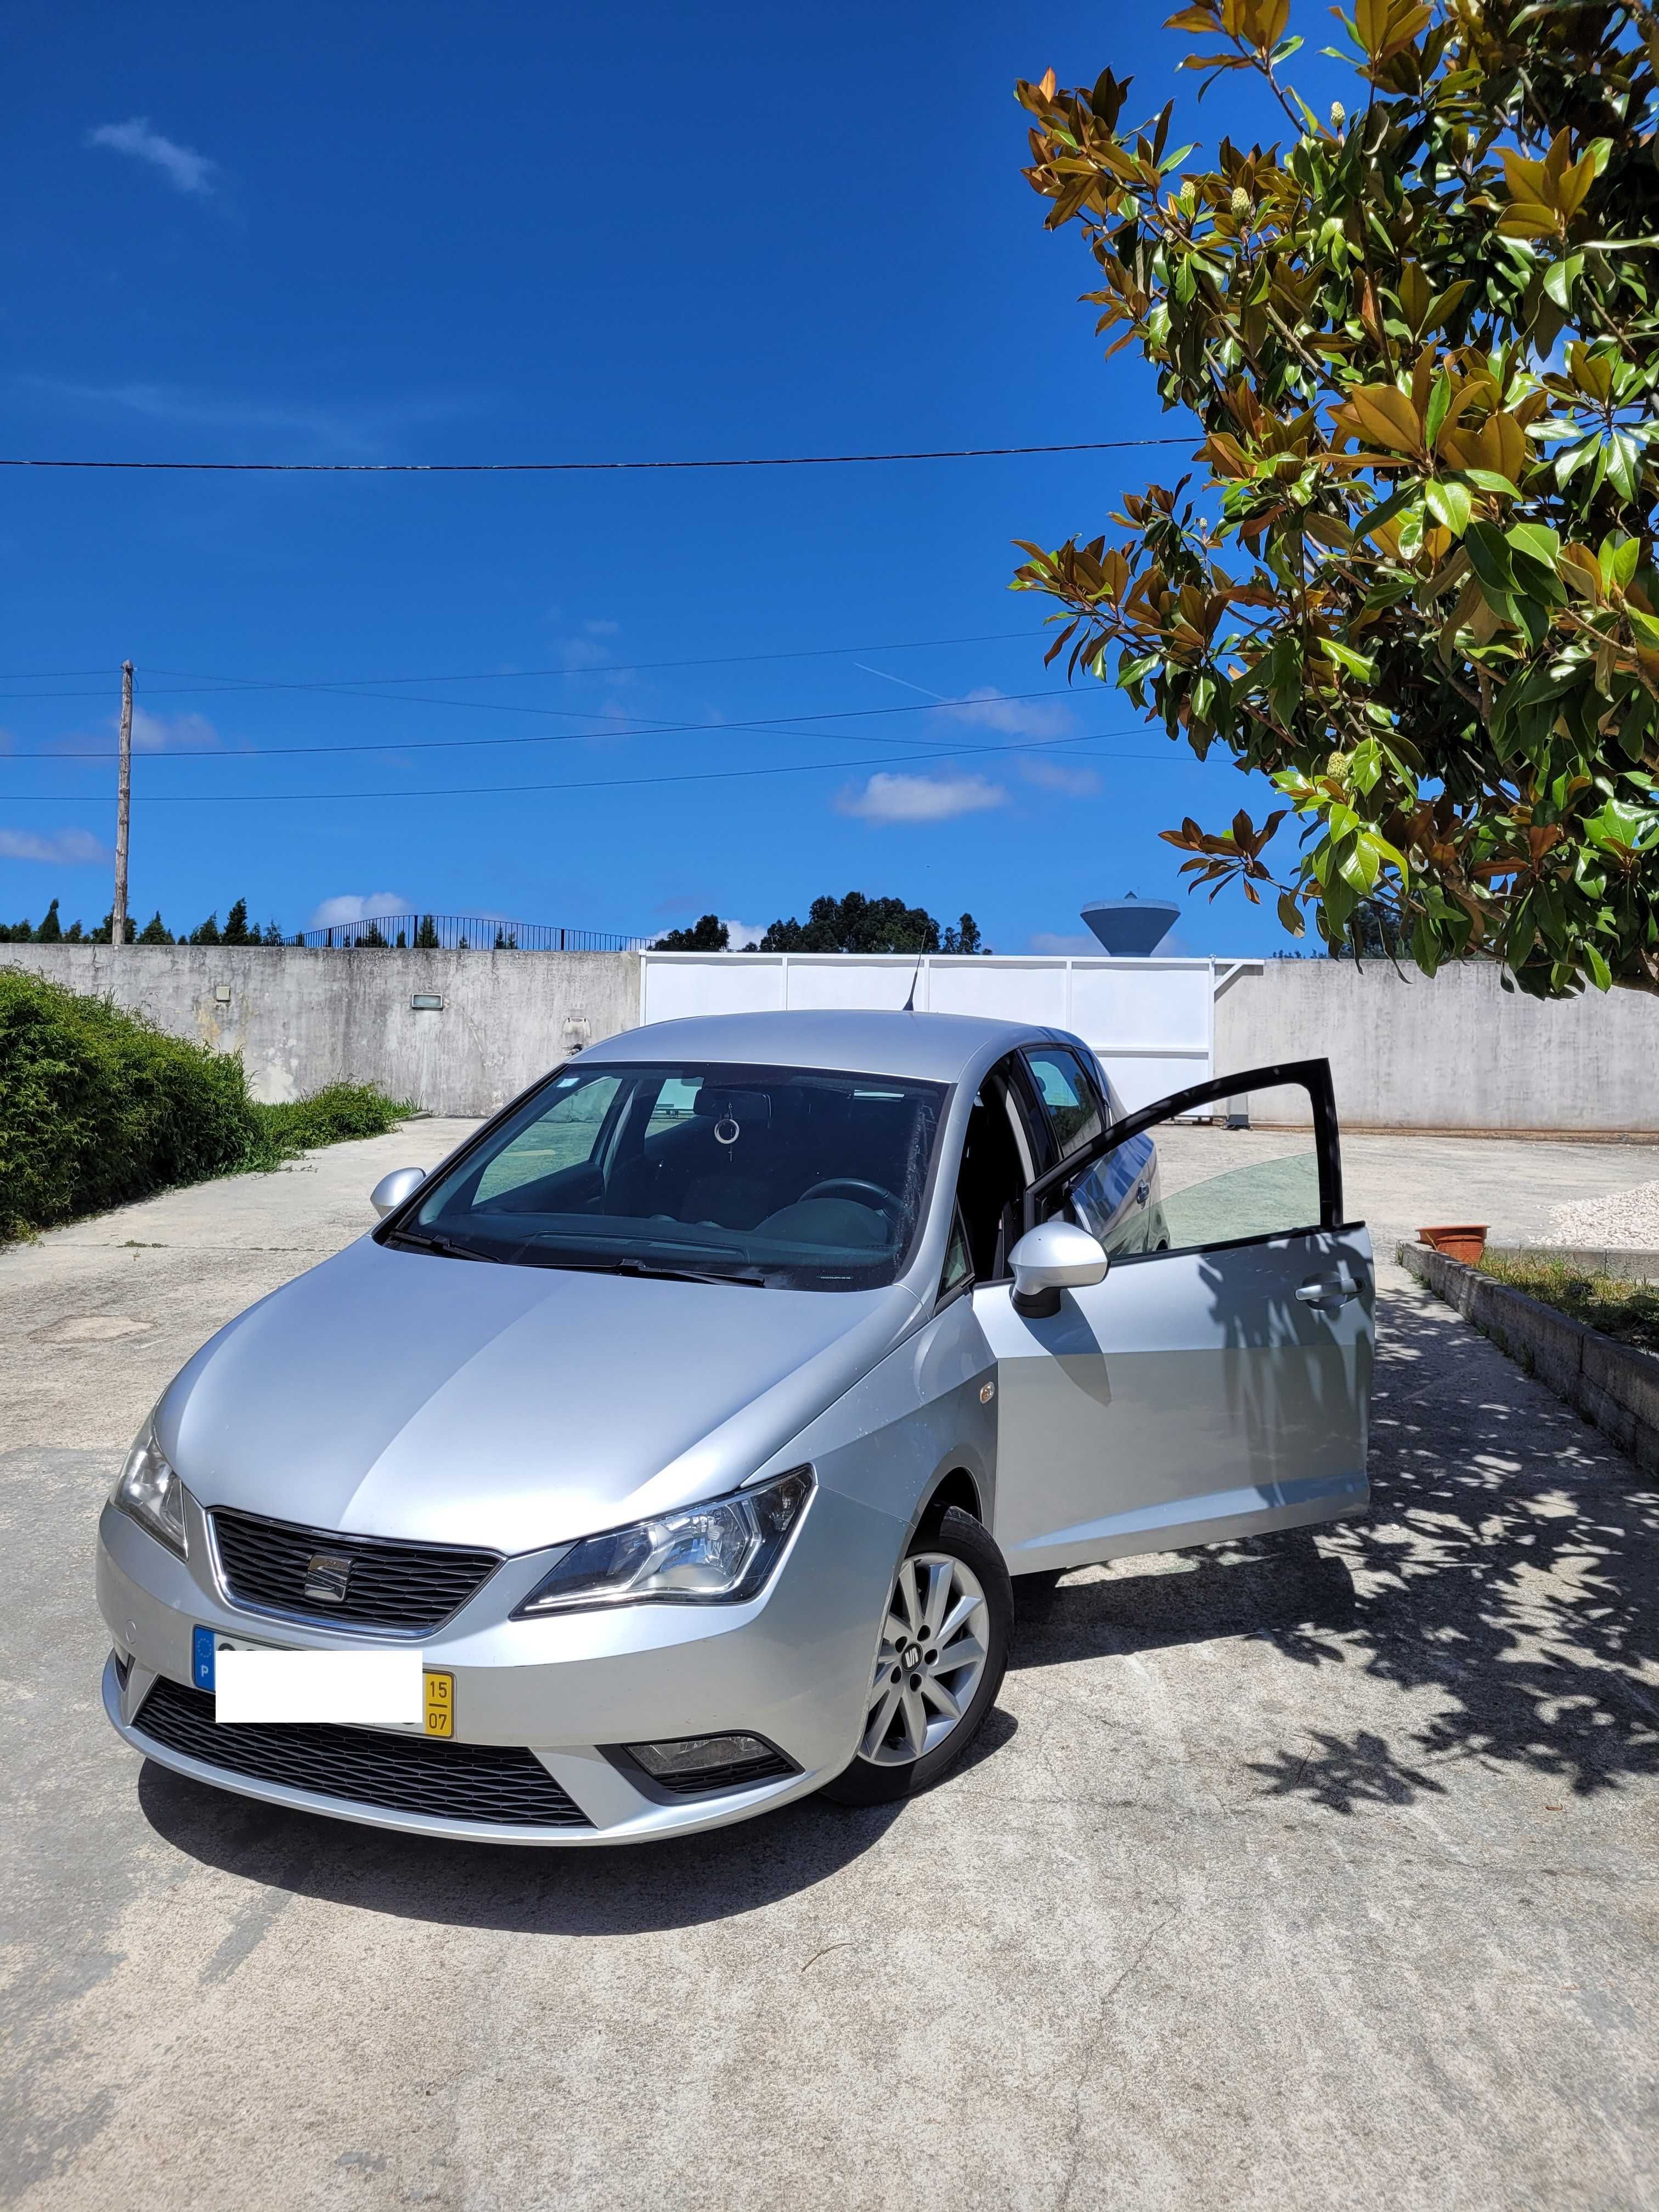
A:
3 945 640 1117
1215 958 1658 1132
8 942 1656 1132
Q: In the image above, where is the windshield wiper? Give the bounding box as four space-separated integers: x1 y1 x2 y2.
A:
387 1228 509 1263
518 1252 769 1287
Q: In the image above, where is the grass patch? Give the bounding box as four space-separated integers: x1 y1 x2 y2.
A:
244 1082 412 1171
1479 1252 1659 1357
0 968 409 1243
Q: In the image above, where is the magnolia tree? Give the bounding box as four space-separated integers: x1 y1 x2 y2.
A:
1013 0 1659 993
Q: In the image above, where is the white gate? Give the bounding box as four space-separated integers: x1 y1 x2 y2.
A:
637 953 1251 1114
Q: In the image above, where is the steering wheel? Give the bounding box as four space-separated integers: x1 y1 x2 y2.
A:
798 1177 902 1214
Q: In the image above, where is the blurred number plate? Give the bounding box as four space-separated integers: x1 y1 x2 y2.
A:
194 1627 454 1734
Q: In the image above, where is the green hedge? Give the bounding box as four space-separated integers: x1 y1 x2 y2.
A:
0 969 407 1242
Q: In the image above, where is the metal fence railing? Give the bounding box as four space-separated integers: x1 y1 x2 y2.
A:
296 913 647 952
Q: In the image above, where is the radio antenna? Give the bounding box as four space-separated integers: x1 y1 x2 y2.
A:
901 951 924 1013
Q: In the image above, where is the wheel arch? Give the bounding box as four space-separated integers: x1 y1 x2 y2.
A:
911 1464 985 1541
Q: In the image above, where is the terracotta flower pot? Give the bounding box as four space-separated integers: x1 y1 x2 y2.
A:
1418 1224 1489 1264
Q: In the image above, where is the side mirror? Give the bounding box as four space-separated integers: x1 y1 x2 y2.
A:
1009 1221 1109 1319
370 1166 427 1221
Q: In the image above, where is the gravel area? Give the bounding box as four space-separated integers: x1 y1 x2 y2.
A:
1548 1177 1659 1248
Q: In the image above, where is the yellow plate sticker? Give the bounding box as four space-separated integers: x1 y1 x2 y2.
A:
424 1670 454 1738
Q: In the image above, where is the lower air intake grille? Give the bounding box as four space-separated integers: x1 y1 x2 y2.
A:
210 1507 501 1633
135 1676 590 1829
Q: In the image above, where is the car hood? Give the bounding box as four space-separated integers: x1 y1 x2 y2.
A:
160 1235 922 1556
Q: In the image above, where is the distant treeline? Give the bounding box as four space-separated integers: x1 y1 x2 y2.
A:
652 891 989 955
0 896 290 947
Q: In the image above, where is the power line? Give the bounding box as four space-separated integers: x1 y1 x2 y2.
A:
0 436 1192 476
0 726 1173 804
5 686 1093 760
0 627 1059 703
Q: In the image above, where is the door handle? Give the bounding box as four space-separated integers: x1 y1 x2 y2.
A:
1296 1273 1359 1308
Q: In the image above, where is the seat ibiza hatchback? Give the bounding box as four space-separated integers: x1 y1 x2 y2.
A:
98 1010 1374 1844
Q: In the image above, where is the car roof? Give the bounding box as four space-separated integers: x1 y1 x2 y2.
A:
579 1008 1049 1085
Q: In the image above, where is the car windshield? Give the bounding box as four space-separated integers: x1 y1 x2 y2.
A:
392 1060 949 1290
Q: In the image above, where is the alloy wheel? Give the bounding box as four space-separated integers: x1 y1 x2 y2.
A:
859 1551 990 1766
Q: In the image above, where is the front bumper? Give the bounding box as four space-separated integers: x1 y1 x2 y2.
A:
97 1482 896 1846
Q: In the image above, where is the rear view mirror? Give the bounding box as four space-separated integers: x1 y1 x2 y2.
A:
1009 1222 1109 1319
370 1166 426 1220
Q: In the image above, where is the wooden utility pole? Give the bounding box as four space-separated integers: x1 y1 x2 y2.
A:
112 660 134 951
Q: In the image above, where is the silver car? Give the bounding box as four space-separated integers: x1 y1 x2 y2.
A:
97 1011 1374 1845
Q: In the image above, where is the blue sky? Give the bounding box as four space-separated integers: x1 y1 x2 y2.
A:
2 1 1320 954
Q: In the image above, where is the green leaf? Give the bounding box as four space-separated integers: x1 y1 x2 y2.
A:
1505 522 1561 567
1425 478 1472 536
1322 638 1377 681
1354 482 1425 543
1465 520 1517 598
1464 469 1522 498
1424 374 1453 447
1542 253 1582 312
1584 943 1612 991
1602 534 1640 590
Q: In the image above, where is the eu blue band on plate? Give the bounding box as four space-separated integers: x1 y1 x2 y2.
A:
192 1624 216 1691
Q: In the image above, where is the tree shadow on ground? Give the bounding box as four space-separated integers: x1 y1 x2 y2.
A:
1015 1286 1658 1813
137 1707 1018 1936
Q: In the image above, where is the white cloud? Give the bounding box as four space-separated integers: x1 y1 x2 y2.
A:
129 707 218 752
86 117 217 195
308 892 412 928
1020 757 1101 797
0 826 111 865
24 379 479 460
837 772 1009 825
584 619 622 636
721 918 764 950
945 686 1077 741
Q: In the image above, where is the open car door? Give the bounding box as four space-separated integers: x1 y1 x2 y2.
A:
973 1060 1374 1575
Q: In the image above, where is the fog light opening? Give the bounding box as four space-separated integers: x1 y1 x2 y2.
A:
617 1733 798 1797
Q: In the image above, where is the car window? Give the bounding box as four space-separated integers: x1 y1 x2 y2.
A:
938 1206 973 1302
475 1074 622 1204
952 1056 1041 1283
402 1060 947 1291
1024 1048 1103 1161
1074 1076 1322 1258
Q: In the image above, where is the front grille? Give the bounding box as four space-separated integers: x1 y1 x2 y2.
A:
210 1507 502 1633
644 1749 797 1796
134 1676 590 1829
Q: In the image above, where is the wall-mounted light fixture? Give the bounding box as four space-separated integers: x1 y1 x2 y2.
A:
411 993 444 1012
213 984 232 1005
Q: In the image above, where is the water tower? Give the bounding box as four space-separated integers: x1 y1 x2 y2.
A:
1079 893 1180 956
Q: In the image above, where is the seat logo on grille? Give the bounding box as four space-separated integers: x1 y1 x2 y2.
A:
302 1551 353 1605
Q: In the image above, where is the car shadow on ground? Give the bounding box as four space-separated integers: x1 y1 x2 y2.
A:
1013 1286 1658 1814
136 1708 1019 1936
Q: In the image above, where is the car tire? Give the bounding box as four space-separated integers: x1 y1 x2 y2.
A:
820 1504 1012 1806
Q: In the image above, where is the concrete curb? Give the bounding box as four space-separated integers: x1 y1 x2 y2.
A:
1397 1240 1659 1475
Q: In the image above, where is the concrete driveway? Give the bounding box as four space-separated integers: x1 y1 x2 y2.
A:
5 1126 1657 2211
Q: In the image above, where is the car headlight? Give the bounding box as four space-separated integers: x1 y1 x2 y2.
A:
512 1465 814 1616
111 1416 189 1558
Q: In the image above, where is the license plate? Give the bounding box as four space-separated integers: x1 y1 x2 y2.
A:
194 1626 454 1735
